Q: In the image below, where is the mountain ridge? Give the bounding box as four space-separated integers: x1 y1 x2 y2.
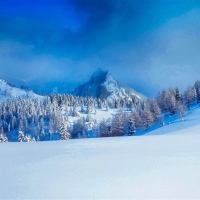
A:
0 78 43 102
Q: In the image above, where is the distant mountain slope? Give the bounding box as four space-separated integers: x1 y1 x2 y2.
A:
72 69 146 102
0 79 43 102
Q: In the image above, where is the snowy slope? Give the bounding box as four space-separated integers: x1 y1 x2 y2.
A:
0 79 42 102
68 105 121 123
1 106 200 199
72 68 146 102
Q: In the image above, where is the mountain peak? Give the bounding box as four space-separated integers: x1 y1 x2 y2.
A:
91 68 109 80
72 69 146 101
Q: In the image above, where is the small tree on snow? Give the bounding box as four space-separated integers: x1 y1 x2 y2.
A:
4 135 8 142
0 133 7 142
60 122 70 140
160 116 165 127
18 130 25 142
24 134 32 142
0 128 7 142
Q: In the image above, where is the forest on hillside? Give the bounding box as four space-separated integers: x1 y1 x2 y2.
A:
1 80 200 142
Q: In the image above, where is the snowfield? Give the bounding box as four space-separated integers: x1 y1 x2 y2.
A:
1 107 200 199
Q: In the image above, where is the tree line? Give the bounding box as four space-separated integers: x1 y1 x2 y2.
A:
0 80 200 142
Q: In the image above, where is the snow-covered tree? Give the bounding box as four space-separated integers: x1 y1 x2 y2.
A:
160 116 165 127
18 130 24 142
147 98 161 122
132 109 142 129
0 133 4 142
127 118 136 136
185 86 196 109
176 101 186 122
0 128 7 142
111 110 128 136
86 114 93 122
72 117 87 139
142 106 154 130
39 127 45 141
99 119 109 137
81 103 84 112
60 122 70 140
175 87 182 102
72 104 80 117
24 134 32 142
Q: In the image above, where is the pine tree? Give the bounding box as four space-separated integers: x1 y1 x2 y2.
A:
24 134 32 142
86 114 92 122
72 104 80 117
0 133 4 142
18 130 24 142
175 87 182 102
127 118 136 136
81 103 84 112
48 119 54 140
60 122 70 140
3 134 8 142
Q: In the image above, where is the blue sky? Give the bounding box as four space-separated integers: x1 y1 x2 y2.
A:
0 0 200 96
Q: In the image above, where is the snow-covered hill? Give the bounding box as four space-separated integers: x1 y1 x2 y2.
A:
72 69 146 102
0 79 42 102
1 106 200 199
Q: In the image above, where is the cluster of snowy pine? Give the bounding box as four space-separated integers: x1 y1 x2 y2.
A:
0 80 200 142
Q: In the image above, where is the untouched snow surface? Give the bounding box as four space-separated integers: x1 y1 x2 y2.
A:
1 107 200 199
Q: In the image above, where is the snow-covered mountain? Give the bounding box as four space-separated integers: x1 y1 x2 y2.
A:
72 69 146 102
0 79 42 102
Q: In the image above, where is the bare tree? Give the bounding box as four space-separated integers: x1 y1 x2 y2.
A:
176 102 186 122
185 86 196 109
